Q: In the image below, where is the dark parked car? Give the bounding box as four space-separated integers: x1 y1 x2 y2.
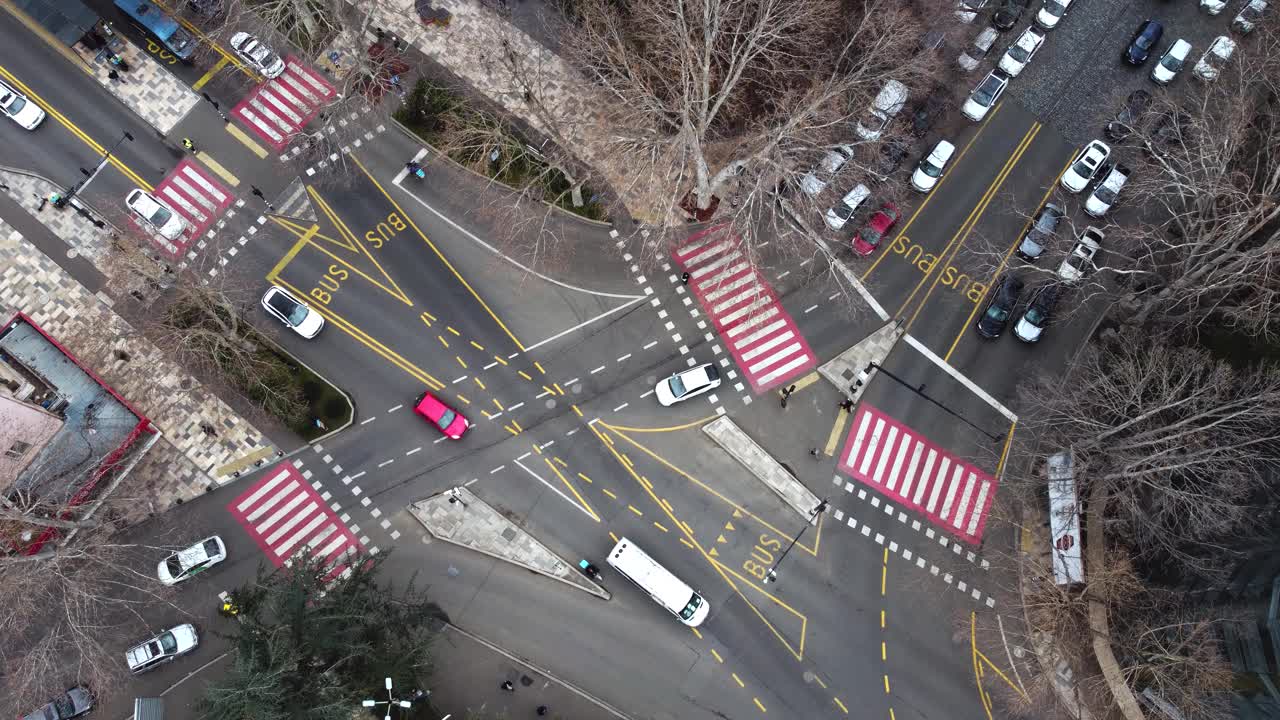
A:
22 687 93 720
1124 20 1164 65
874 139 911 179
911 93 949 137
976 274 1024 339
993 0 1030 29
1106 89 1152 141
1016 202 1065 261
1146 110 1192 158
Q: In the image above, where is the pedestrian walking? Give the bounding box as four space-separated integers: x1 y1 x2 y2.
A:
809 447 820 458
536 706 548 716
680 272 690 284
839 399 855 413
181 137 197 152
501 680 515 692
108 69 121 82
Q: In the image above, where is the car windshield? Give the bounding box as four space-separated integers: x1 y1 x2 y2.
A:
284 302 307 325
975 78 1000 103
680 593 703 620
834 200 858 220
1008 44 1031 63
920 159 943 177
2 91 25 114
861 227 883 245
1044 0 1066 16
1071 157 1094 176
158 631 177 653
165 555 184 577
1161 52 1183 71
985 305 1010 323
669 375 687 397
1025 306 1047 326
52 695 75 718
169 28 194 53
1094 185 1117 204
149 204 173 226
1135 33 1155 50
435 408 457 430
1035 212 1058 233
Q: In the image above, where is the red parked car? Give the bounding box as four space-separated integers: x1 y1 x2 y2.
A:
413 391 470 439
852 203 900 256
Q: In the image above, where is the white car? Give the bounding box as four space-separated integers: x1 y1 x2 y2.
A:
911 140 956 193
854 80 908 141
1035 0 1074 29
799 145 854 196
655 362 721 406
230 32 286 79
125 189 188 241
1059 140 1110 193
1200 0 1228 14
958 27 1000 73
1013 285 1059 343
125 624 199 674
1194 36 1235 80
998 26 1046 77
962 70 1009 122
955 0 989 23
261 285 325 338
824 184 871 230
1151 38 1191 84
1233 0 1267 32
1057 227 1104 282
0 80 46 130
157 536 227 585
1084 164 1129 217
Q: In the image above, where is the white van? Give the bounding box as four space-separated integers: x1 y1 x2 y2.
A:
855 80 909 141
608 537 710 627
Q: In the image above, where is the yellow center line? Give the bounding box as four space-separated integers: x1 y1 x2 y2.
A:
602 488 617 499
577 472 592 484
834 697 849 714
543 457 600 522
731 673 745 688
473 377 485 390
941 149 1077 362
192 54 229 90
895 122 1041 322
861 102 1006 282
753 698 766 713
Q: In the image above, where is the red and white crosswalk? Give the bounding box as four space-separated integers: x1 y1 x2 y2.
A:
673 227 816 393
144 159 235 258
231 56 337 152
838 404 995 545
227 462 363 582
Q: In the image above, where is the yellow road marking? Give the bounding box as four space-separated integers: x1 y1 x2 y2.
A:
572 405 584 417
882 641 887 660
553 457 568 467
473 376 485 389
787 371 821 393
577 472 592 484
753 698 766 712
823 411 851 457
492 398 503 411
518 370 532 380
194 152 239 186
470 340 485 351
554 383 565 395
653 521 668 532
601 415 720 433
438 335 449 348
266 220 318 280
896 122 1041 321
494 355 508 366
813 675 827 689
711 649 723 663
511 419 522 432
994 421 1017 479
627 505 642 516
310 189 412 305
862 102 1006 282
224 122 269 158
884 676 890 694
679 537 694 550
690 628 703 639
833 697 849 714
943 150 1076 361
352 153 527 350
640 476 654 491
0 5 92 75
192 54 229 90
544 457 600 522
976 649 1030 699
455 394 470 405
731 673 745 688
609 531 619 544
0 67 151 190
456 357 467 369
534 361 546 374
448 326 461 336
971 612 995 720
504 425 518 436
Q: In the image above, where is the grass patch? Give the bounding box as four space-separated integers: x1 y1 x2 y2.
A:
395 78 608 221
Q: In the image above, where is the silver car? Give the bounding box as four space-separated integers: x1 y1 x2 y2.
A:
126 624 199 674
21 687 93 720
230 32 286 79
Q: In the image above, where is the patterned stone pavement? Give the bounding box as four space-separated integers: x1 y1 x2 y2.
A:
70 27 200 135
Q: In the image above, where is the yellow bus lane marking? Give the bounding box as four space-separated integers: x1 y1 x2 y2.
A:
194 151 239 186
823 410 851 457
225 122 269 158
193 54 230 90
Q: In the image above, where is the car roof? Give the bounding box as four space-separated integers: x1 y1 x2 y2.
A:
928 140 957 163
841 184 871 204
1015 26 1043 47
415 391 450 418
1210 36 1236 55
127 190 162 215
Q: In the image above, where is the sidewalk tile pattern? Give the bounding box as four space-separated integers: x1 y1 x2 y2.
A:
231 57 337 152
838 403 994 545
143 159 235 258
673 227 816 393
228 461 363 582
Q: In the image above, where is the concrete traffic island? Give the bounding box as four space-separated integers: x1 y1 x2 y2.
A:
702 417 823 521
409 487 610 600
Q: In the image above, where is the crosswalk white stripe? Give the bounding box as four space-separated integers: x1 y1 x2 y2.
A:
756 353 812 386
682 241 732 268
718 295 772 327
265 500 318 544
725 306 781 339
886 436 913 493
245 480 298 521
952 472 978 528
740 330 794 363
712 284 766 315
898 441 925 499
276 510 327 556
255 488 306 533
871 427 899 485
847 411 874 468
966 481 992 535
287 63 331 96
698 261 751 289
747 342 802 374
858 418 885 476
166 178 214 217
304 524 336 551
262 86 306 125
279 69 324 106
180 166 228 203
691 249 741 279
939 465 965 521
676 234 718 258
732 317 787 347
914 450 938 505
248 96 295 136
236 467 290 512
317 533 347 560
238 107 286 143
926 458 951 513
703 272 758 304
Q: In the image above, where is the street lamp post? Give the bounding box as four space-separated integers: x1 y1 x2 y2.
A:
361 677 418 720
863 362 1002 442
763 499 828 584
53 131 133 209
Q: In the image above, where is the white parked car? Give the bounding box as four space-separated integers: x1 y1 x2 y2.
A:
1059 140 1110 193
125 189 188 241
955 0 989 23
1084 164 1129 217
655 362 721 406
1151 38 1191 84
1194 36 1235 80
261 285 325 338
911 140 956 193
0 79 46 130
1035 0 1074 29
799 145 854 196
854 80 909 141
824 184 871 230
962 70 1009 122
126 624 199 674
958 27 1000 73
998 26 1046 77
157 536 227 585
1233 0 1267 32
1057 227 1104 282
1200 0 1228 14
230 32 286 79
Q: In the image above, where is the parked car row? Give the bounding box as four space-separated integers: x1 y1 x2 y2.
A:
979 226 1102 343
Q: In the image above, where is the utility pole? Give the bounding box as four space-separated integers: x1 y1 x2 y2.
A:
763 499 828 584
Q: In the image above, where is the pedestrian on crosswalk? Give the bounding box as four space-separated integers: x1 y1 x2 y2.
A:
501 680 515 692
250 185 275 211
839 399 855 413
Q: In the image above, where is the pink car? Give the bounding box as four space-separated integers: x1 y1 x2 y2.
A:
413 391 470 439
852 203 900 256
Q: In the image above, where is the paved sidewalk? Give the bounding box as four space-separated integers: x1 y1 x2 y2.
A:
71 25 200 134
